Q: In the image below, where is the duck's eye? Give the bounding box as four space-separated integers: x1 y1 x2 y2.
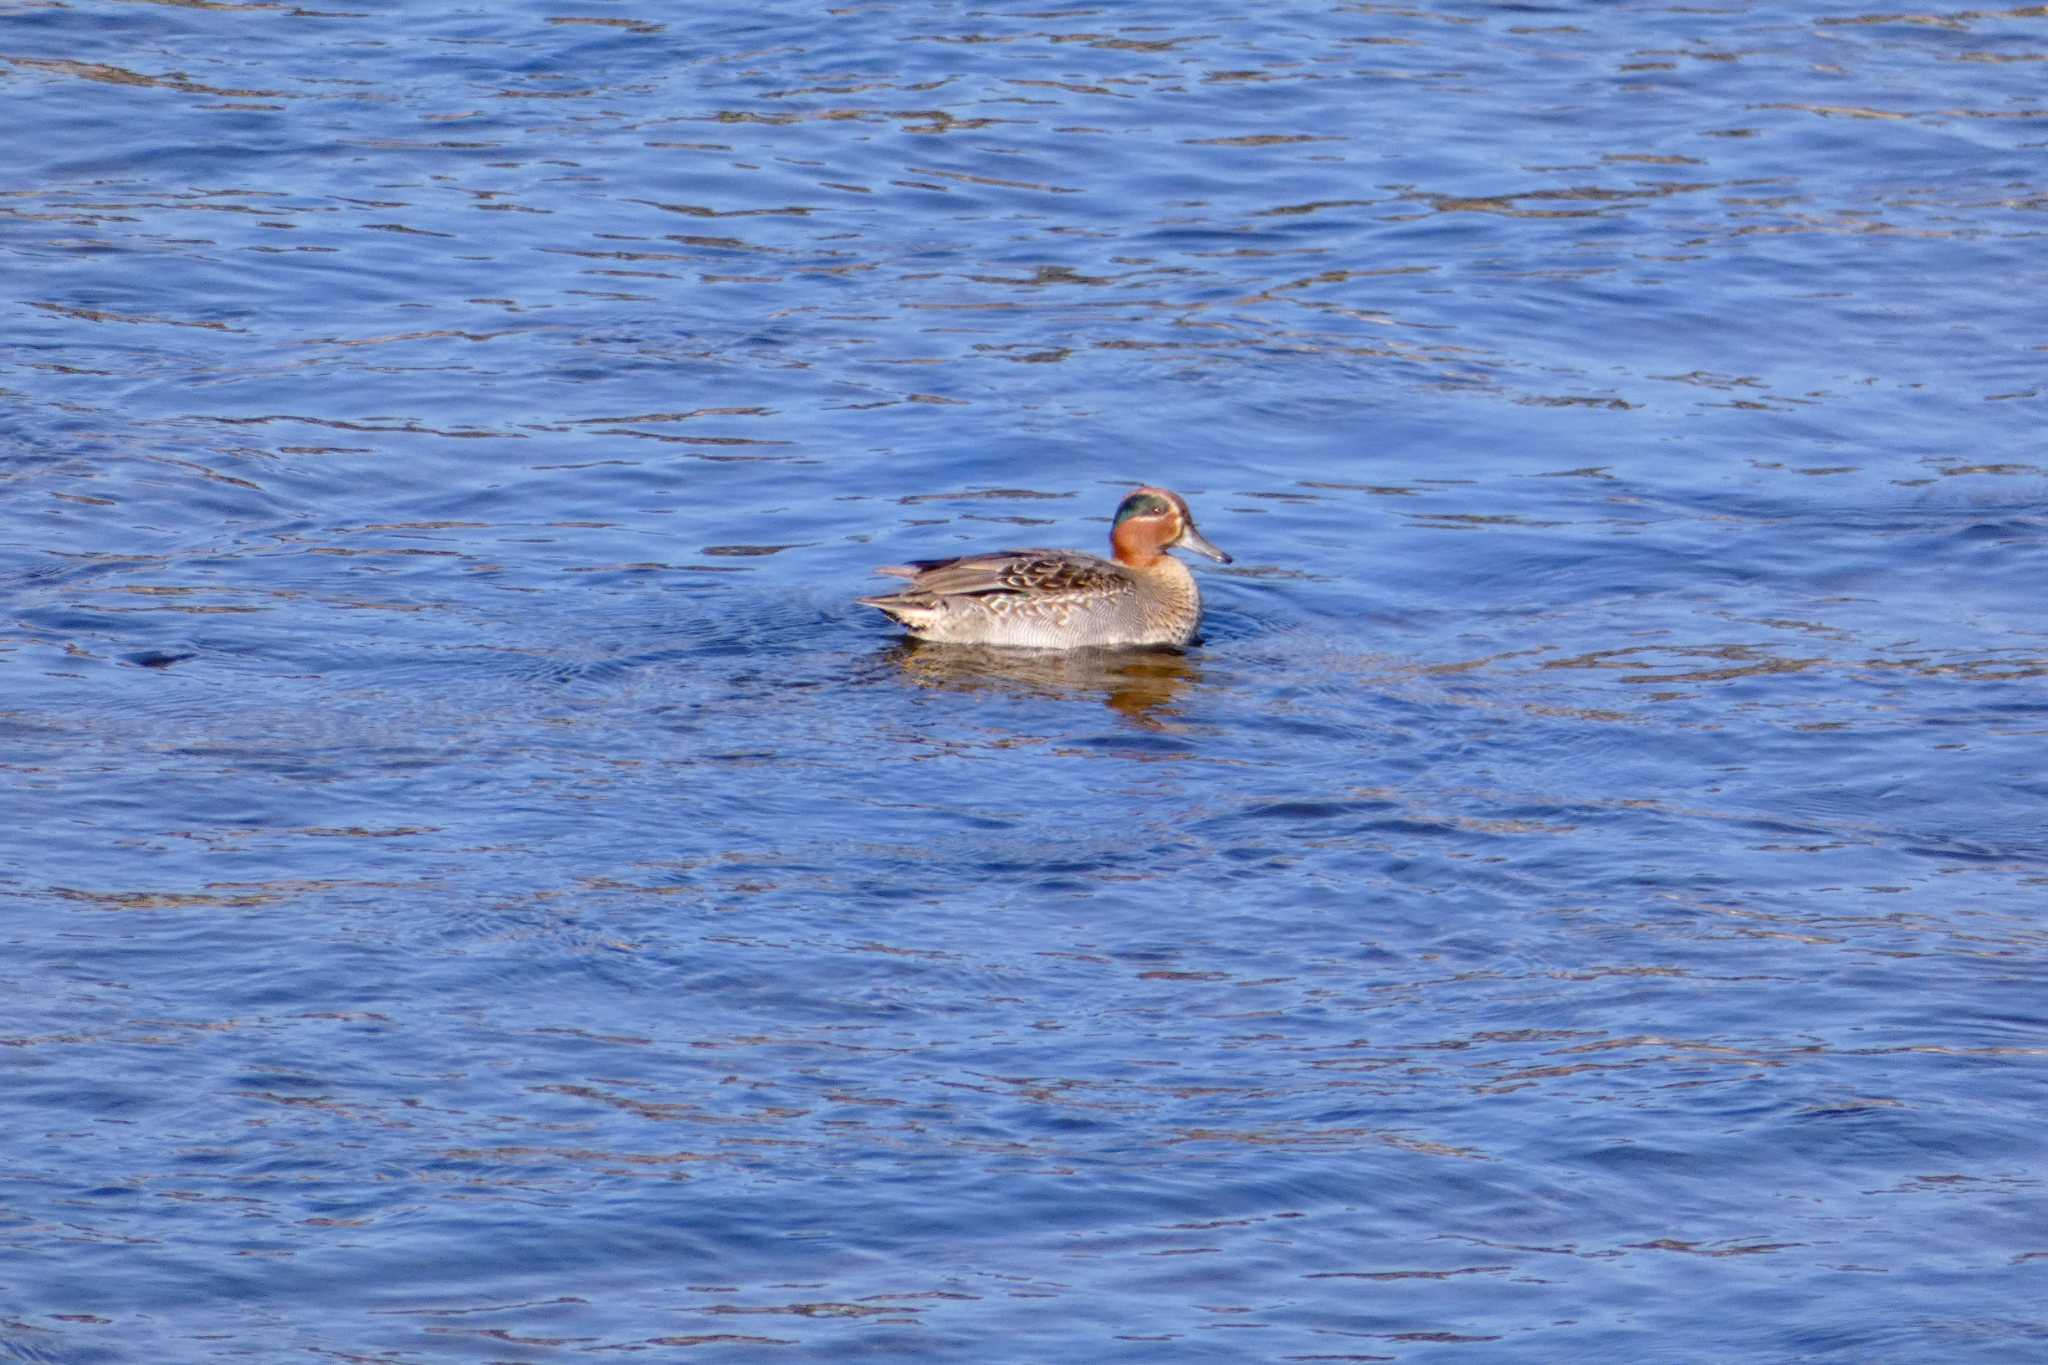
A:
1115 495 1171 526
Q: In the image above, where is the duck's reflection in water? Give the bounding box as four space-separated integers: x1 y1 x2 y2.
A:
877 639 1202 727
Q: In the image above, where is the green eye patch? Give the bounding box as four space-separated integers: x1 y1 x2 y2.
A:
1114 494 1171 526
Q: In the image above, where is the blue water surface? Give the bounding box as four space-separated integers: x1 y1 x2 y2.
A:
3 1 2046 1360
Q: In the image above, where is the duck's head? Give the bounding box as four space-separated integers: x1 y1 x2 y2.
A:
1110 487 1232 568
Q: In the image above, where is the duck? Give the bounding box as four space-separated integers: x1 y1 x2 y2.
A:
858 486 1231 648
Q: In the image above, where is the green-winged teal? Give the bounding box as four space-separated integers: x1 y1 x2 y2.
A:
859 486 1231 648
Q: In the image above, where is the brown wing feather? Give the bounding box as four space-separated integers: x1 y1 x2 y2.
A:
877 550 1132 600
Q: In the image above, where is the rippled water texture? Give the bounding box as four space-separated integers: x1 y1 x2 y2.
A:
4 1 2046 1360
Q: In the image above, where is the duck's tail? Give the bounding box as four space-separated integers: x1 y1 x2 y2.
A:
857 593 935 632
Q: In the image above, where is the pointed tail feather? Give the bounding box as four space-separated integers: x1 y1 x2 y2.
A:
858 594 927 628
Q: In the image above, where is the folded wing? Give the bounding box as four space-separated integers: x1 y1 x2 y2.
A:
867 550 1132 602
